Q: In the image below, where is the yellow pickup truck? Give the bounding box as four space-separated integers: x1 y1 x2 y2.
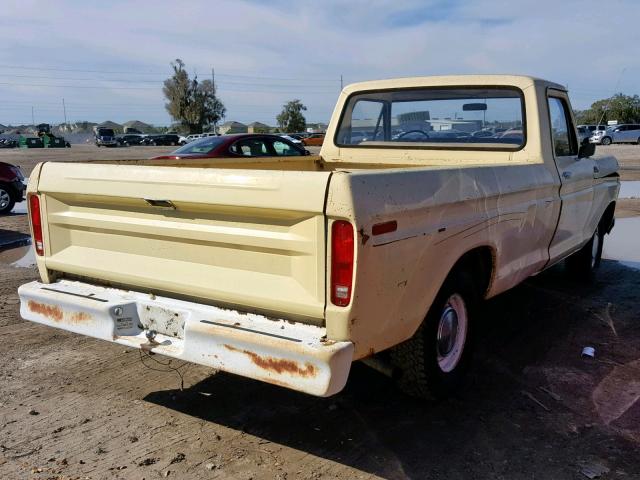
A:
19 75 619 399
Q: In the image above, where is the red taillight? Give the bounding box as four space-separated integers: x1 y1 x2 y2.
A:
28 195 44 256
331 220 354 307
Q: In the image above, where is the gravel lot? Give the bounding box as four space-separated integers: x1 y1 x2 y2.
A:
0 144 639 479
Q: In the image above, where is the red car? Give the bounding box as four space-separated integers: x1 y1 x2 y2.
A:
0 161 26 214
152 134 310 160
302 134 325 146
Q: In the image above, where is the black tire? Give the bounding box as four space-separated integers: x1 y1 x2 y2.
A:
0 184 16 215
390 269 477 399
566 224 603 278
601 136 612 146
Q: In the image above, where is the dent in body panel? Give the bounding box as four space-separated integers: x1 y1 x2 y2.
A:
326 162 560 358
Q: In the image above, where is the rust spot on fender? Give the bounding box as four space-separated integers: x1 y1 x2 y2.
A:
223 344 317 377
28 300 63 322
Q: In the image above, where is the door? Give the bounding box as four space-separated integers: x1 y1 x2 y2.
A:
547 93 597 263
613 125 627 143
626 125 640 143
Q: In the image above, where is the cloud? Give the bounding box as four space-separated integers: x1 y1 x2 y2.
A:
0 0 638 125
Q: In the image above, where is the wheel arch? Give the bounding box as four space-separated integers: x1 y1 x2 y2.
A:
449 246 496 300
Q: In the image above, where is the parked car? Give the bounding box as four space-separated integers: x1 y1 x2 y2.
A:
579 124 607 134
577 125 591 143
591 124 640 145
280 134 303 145
151 134 310 160
117 134 145 146
0 161 25 214
142 134 181 146
18 75 618 399
302 133 325 146
0 138 18 149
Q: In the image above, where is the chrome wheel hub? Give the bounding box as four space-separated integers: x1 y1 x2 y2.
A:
436 293 468 373
0 188 10 210
437 307 458 357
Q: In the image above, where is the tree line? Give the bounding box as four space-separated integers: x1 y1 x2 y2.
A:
574 93 640 125
163 59 308 134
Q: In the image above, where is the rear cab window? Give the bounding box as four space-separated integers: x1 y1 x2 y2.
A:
335 87 525 150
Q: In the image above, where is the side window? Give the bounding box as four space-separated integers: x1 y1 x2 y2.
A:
548 97 577 156
230 138 270 156
272 140 302 156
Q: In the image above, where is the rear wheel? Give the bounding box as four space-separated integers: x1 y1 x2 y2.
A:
601 136 612 146
390 269 476 399
0 184 16 215
566 224 603 278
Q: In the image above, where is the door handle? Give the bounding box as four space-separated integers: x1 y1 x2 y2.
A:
562 171 572 179
593 166 600 174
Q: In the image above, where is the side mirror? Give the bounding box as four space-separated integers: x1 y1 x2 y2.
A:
578 139 595 159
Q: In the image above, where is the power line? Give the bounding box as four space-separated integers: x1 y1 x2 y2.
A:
0 73 338 89
0 82 338 94
0 64 339 82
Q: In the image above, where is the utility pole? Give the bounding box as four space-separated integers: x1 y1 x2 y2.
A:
211 67 217 134
62 98 68 126
31 106 35 126
340 74 343 90
597 67 627 127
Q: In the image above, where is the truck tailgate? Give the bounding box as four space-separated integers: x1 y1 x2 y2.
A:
35 162 332 323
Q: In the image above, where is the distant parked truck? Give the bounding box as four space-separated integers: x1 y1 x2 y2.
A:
93 126 119 147
18 124 69 148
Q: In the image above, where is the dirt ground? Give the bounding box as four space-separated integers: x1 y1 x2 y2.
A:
0 145 639 479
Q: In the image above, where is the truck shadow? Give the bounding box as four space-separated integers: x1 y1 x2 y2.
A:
144 260 640 479
0 229 31 251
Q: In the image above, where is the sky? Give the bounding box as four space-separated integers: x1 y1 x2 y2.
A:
0 0 638 127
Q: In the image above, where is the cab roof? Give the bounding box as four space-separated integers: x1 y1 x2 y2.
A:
342 75 566 94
